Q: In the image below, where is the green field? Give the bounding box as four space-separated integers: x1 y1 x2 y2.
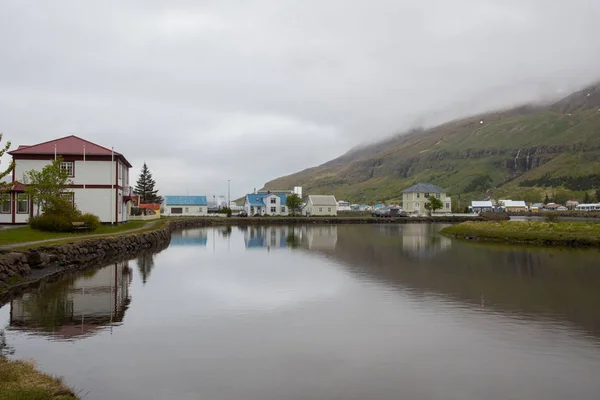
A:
0 220 153 247
441 221 600 246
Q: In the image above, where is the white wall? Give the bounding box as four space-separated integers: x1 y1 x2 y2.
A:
163 205 208 217
302 199 338 216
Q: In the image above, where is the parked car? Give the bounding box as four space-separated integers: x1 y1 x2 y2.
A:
237 211 248 217
371 206 409 218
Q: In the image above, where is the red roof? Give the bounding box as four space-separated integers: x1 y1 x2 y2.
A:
0 181 26 192
139 203 161 210
9 135 132 167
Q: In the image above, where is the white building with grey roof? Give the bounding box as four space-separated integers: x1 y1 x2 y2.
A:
302 195 338 216
401 183 452 214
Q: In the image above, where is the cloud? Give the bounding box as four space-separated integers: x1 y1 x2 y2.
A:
1 0 599 197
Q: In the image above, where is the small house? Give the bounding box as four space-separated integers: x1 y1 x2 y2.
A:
530 203 544 212
162 196 208 216
302 195 338 216
402 183 452 213
498 200 527 212
566 199 580 209
470 201 494 214
545 203 567 211
244 192 288 216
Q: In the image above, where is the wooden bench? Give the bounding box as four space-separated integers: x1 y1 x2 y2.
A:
72 221 92 233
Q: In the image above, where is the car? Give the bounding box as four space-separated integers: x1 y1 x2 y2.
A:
237 211 248 217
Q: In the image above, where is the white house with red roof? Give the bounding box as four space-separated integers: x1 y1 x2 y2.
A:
2 135 133 224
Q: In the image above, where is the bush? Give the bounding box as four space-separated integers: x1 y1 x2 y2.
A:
29 214 73 232
80 213 101 231
480 211 510 221
43 198 81 220
544 213 560 223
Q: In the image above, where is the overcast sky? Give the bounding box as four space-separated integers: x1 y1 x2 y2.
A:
1 0 600 199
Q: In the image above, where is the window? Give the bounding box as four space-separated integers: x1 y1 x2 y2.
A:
270 207 276 213
171 207 183 214
198 207 203 213
425 193 430 198
119 194 122 213
436 193 441 199
61 192 75 207
17 194 29 214
185 207 189 213
415 202 419 207
417 193 420 198
446 203 450 209
328 207 332 212
60 161 74 177
270 197 276 204
1 197 10 213
319 207 323 212
280 207 286 213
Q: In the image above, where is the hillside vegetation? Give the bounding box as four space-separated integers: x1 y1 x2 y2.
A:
263 83 600 206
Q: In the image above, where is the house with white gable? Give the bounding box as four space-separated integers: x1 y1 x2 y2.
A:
244 191 289 216
3 135 133 224
302 195 338 216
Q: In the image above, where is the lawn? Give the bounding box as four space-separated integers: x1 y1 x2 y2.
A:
0 357 78 399
0 220 152 247
441 221 600 246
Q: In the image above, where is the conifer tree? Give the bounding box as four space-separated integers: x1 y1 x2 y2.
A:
134 163 162 204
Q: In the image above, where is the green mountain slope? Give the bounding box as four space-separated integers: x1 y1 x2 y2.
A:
264 83 600 206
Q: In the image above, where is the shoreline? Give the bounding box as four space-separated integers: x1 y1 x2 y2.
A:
440 221 600 247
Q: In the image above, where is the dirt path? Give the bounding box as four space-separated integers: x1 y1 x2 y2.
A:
0 220 160 250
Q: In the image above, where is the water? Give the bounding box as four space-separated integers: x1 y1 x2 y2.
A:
2 224 600 400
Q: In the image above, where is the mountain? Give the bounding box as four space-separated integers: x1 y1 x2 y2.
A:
263 83 600 206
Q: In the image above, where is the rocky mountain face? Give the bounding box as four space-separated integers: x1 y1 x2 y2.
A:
264 83 600 205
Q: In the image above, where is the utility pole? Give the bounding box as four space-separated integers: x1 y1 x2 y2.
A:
228 179 231 208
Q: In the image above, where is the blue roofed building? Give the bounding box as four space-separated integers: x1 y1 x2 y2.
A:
244 191 289 216
162 195 208 217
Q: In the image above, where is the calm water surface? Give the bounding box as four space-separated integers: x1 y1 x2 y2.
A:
2 224 600 400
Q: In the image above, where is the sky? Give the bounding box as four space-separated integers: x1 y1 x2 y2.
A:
1 0 600 200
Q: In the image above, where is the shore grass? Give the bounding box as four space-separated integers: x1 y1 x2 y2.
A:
0 220 152 247
0 357 78 399
441 221 600 246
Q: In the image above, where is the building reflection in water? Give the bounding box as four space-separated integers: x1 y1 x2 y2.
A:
169 229 208 247
9 261 132 341
243 225 339 251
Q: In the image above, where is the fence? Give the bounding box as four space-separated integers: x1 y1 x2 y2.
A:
129 214 160 221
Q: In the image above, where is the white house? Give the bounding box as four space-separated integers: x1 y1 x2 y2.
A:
4 135 133 224
337 200 351 211
402 183 452 214
244 192 289 216
470 200 494 213
162 196 208 216
302 195 338 216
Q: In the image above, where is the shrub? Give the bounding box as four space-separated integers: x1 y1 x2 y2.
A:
43 198 81 220
29 213 73 232
544 213 560 223
480 211 510 221
80 213 101 231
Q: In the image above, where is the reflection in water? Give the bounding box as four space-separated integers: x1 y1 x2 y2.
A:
2 224 600 400
169 229 208 246
137 252 155 285
9 261 132 340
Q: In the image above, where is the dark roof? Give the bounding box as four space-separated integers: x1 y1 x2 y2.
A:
402 183 446 193
9 135 132 167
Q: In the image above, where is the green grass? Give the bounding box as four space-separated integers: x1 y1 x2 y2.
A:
441 221 600 246
0 357 78 399
0 220 151 247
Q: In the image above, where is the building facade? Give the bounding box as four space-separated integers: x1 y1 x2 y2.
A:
302 195 338 216
402 183 452 213
4 135 132 224
244 192 289 216
162 196 208 216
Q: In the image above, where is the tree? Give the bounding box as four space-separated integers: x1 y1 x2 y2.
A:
595 188 600 203
0 133 15 198
24 156 71 216
544 193 550 204
424 196 443 215
134 162 162 204
286 193 303 215
584 191 591 204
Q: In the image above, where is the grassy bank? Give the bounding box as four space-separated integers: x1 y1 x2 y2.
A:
0 220 153 247
0 357 78 399
441 221 600 246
